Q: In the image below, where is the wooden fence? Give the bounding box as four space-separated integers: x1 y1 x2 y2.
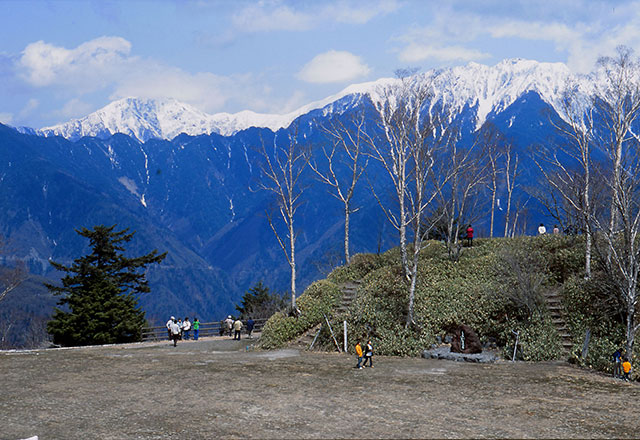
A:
142 318 268 342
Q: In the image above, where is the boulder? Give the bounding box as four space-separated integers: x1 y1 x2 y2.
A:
448 324 482 354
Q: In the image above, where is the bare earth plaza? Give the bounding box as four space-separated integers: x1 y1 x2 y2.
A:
2 337 639 439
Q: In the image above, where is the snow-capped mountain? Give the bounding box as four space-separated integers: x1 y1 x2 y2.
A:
37 90 367 142
363 58 588 129
37 59 588 143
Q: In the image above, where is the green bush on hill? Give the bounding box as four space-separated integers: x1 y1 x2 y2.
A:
259 280 342 349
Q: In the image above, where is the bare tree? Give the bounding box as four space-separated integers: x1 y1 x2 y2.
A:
484 130 503 238
255 128 310 310
434 130 487 260
365 69 453 327
310 112 368 264
535 82 595 278
594 46 640 235
588 46 640 361
503 142 520 237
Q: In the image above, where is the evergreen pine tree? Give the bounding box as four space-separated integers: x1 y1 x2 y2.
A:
235 281 287 320
46 225 167 346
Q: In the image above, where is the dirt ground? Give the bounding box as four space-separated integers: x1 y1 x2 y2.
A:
1 336 639 440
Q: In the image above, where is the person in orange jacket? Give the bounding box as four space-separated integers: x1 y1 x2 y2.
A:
355 342 364 369
622 359 632 381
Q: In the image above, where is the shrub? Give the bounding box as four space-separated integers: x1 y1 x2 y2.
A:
501 313 563 361
327 252 391 284
259 280 342 349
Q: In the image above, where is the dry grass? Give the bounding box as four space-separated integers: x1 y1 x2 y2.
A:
1 336 639 439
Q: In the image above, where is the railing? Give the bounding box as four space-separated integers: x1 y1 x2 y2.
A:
142 318 269 342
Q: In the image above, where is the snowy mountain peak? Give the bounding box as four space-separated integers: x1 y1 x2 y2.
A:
37 58 588 142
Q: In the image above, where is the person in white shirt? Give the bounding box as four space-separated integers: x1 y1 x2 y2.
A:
169 318 181 347
166 316 175 340
225 316 234 337
182 317 192 340
538 223 546 235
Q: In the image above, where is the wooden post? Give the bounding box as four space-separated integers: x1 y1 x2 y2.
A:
343 321 348 353
323 314 341 352
512 330 520 362
309 326 322 350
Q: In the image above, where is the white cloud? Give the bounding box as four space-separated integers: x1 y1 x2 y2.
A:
0 112 14 125
19 37 133 90
298 50 370 83
14 37 261 115
321 0 399 25
52 98 93 120
18 98 39 119
231 0 397 34
232 1 313 32
111 67 236 113
398 44 490 63
392 3 640 73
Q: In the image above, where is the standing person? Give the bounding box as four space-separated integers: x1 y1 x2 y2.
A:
246 317 255 339
538 223 547 235
169 318 181 347
553 225 560 234
363 340 374 368
219 319 226 337
233 318 243 340
166 316 175 340
182 317 191 340
613 348 622 378
466 224 474 247
225 315 234 337
355 341 364 369
622 358 632 381
177 318 183 340
193 317 200 341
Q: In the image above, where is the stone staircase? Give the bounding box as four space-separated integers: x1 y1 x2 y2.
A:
291 281 362 351
336 281 361 316
542 289 573 352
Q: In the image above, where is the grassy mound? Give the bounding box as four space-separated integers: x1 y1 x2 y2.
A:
260 235 637 376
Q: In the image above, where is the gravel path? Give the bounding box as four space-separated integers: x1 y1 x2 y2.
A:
1 336 639 439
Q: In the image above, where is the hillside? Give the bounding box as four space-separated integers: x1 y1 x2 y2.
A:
260 235 635 376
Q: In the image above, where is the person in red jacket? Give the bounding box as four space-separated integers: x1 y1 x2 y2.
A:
466 225 474 247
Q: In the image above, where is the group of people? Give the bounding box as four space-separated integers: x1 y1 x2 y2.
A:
355 340 374 369
166 315 257 346
612 349 633 381
166 316 200 346
220 316 255 340
537 223 561 235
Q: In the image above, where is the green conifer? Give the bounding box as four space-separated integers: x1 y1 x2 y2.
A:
46 225 167 346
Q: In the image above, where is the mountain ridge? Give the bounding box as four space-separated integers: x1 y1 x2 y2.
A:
31 58 587 142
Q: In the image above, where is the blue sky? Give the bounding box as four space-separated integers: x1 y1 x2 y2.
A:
1 0 639 128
